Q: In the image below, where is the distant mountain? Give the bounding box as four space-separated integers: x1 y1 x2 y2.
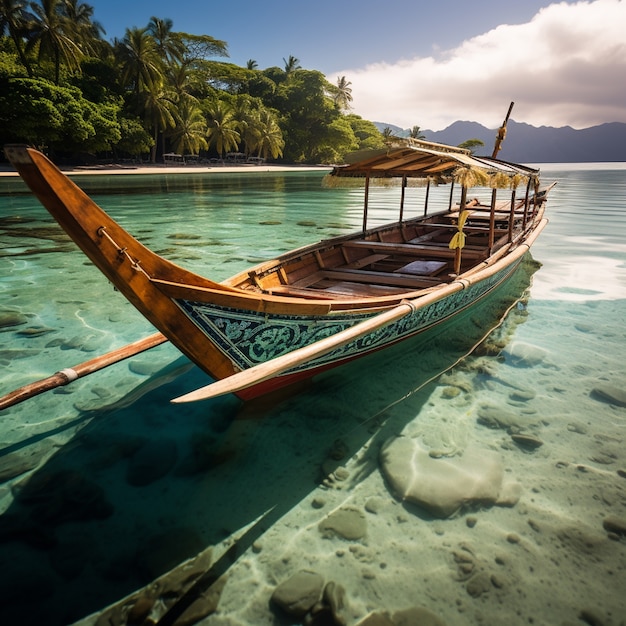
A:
373 120 626 162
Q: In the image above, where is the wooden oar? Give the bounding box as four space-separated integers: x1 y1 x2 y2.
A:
0 332 167 411
172 284 463 403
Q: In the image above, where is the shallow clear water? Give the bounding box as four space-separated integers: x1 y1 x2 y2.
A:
0 164 625 625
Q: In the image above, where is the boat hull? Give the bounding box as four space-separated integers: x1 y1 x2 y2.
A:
4 144 549 402
180 250 530 400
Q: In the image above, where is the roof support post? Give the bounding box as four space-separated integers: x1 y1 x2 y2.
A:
508 189 516 242
399 175 407 222
362 173 370 232
522 177 532 229
448 181 455 212
423 178 431 216
488 188 497 253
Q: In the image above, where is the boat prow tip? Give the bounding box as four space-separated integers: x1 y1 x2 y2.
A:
171 385 219 404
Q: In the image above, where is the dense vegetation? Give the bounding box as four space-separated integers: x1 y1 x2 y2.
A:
0 0 387 164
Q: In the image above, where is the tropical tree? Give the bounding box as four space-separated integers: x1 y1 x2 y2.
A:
409 125 425 140
26 0 84 83
282 54 300 77
204 99 240 159
169 98 207 155
251 108 284 160
273 69 339 163
115 116 153 157
332 75 352 111
139 82 176 161
458 138 484 154
382 126 395 141
0 0 34 76
115 26 164 103
246 59 257 70
147 16 184 65
0 75 121 150
345 114 385 151
62 0 105 56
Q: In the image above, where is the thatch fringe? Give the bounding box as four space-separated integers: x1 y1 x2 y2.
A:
453 167 490 188
322 174 444 189
489 172 511 189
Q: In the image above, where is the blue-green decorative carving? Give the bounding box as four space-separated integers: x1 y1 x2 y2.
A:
177 260 520 374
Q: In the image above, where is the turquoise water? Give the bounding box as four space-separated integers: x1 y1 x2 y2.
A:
1 165 625 625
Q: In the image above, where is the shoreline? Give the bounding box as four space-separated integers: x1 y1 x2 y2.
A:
0 162 332 177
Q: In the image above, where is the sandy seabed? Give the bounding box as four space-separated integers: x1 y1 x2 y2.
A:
69 300 626 626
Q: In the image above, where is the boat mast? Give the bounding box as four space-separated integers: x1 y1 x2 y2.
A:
492 101 514 158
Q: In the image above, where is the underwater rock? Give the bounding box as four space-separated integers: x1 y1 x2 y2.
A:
504 342 548 367
391 606 447 626
126 437 178 486
356 613 395 626
0 311 28 328
592 384 626 407
323 581 349 626
0 449 46 482
318 506 367 540
602 515 626 536
128 359 162 376
511 433 544 450
16 326 56 337
14 468 113 526
476 404 535 433
380 437 517 518
271 570 324 617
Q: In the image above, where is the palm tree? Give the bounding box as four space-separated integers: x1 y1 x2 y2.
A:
0 0 34 76
253 109 284 160
27 0 83 83
147 16 184 66
62 0 105 56
204 100 240 160
246 59 258 70
115 27 164 103
282 54 301 76
170 98 207 155
333 76 353 111
409 125 425 140
140 81 177 162
382 126 395 141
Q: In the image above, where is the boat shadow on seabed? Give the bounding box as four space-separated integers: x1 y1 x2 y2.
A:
0 256 539 626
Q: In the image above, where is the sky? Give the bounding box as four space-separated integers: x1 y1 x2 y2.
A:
85 0 626 131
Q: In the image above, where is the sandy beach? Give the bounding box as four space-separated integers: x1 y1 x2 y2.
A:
0 161 331 177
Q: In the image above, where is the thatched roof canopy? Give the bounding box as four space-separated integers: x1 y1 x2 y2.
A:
327 139 539 187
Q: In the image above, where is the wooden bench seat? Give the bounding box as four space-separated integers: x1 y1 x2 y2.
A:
320 268 445 288
342 239 486 260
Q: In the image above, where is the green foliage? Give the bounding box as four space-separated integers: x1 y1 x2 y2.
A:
0 11 385 163
115 117 153 156
458 138 485 154
0 75 121 151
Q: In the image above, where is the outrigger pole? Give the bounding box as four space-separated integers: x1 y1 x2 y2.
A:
0 332 167 411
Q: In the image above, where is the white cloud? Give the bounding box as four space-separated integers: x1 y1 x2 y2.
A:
331 0 626 130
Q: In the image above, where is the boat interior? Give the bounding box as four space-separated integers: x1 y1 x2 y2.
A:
231 196 535 300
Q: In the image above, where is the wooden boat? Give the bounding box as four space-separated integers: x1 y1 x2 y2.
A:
4 135 551 402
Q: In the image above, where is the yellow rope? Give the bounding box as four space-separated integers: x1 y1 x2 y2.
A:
449 210 469 250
